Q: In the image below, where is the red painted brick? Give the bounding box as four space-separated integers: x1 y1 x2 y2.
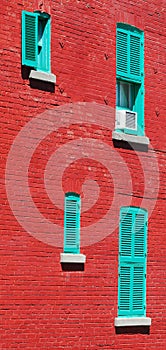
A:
0 0 166 349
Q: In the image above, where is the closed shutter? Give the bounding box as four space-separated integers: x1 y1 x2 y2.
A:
119 264 132 314
22 11 38 68
64 194 80 254
118 207 147 317
130 34 141 78
116 28 143 82
117 31 128 75
132 265 145 313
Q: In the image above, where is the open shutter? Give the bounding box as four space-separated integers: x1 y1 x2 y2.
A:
22 11 38 68
118 207 147 317
64 194 80 254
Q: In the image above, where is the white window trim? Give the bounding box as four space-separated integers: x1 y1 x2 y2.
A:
114 317 151 327
29 70 56 83
60 253 86 264
112 131 149 145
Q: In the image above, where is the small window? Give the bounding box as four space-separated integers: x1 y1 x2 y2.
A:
115 24 144 136
22 11 51 73
116 81 136 110
64 193 81 254
118 207 148 318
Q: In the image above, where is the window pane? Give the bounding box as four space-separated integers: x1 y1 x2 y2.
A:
120 82 129 108
116 81 135 109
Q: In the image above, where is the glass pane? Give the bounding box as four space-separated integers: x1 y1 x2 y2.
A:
120 82 129 108
116 82 120 106
116 81 135 109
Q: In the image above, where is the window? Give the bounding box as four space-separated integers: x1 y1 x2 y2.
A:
116 81 136 110
64 193 81 254
22 11 55 82
117 207 149 323
115 24 144 136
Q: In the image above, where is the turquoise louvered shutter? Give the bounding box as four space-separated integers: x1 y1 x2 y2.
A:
22 11 38 68
64 194 80 254
132 265 145 314
130 34 141 78
117 30 128 76
119 264 131 314
116 28 143 83
118 207 147 317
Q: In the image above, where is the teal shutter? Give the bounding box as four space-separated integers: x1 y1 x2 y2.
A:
117 31 128 75
116 28 143 83
22 11 38 68
118 207 147 317
130 34 141 78
119 265 131 313
64 194 80 254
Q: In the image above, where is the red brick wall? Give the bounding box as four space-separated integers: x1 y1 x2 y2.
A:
0 0 166 349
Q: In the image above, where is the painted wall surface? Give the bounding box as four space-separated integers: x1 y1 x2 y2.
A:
0 0 166 349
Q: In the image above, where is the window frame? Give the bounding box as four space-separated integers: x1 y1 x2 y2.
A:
64 192 81 254
116 23 144 136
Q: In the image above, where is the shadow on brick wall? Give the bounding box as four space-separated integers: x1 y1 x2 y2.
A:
21 66 55 93
115 326 150 335
61 263 85 272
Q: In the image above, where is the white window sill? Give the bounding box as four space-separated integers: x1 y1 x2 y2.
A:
29 70 56 84
114 317 151 327
60 253 86 264
112 131 149 146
